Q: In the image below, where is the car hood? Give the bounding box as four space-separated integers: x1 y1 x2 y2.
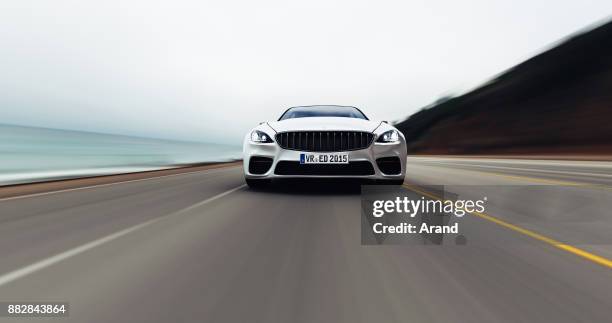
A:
267 117 381 133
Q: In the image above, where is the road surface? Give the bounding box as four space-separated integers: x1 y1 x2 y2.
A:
0 157 611 322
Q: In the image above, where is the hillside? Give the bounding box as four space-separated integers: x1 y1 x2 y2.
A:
395 19 612 155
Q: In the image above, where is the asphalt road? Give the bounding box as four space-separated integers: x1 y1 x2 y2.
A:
0 157 611 322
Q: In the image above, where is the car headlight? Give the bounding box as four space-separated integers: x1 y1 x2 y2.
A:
250 130 274 143
376 130 400 143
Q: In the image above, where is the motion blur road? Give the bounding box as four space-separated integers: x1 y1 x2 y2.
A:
0 157 611 322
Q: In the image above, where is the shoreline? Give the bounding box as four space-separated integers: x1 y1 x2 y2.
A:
0 161 242 200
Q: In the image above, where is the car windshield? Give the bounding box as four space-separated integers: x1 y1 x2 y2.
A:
279 106 368 120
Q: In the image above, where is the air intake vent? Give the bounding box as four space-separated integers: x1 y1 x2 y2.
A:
274 161 375 176
376 157 401 175
275 131 373 152
249 156 273 174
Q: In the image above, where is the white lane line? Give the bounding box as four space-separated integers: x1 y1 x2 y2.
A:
0 166 240 202
409 157 612 168
0 184 246 288
420 161 612 178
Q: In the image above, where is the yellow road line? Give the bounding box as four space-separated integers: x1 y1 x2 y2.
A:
480 171 583 186
402 184 612 269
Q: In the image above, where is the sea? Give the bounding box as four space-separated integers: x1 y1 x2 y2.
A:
0 124 242 185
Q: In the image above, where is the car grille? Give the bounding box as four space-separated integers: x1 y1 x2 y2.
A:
274 161 375 176
275 131 374 152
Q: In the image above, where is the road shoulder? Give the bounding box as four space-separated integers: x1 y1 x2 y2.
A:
0 161 242 199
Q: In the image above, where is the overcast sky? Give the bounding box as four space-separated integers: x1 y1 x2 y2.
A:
1 1 611 145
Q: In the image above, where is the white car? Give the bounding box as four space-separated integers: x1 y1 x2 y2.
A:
243 105 407 188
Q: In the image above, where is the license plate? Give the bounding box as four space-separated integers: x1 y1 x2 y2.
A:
300 153 349 164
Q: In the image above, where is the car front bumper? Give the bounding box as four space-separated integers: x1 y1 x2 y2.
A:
243 141 406 180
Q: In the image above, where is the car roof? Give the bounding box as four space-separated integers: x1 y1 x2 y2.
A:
289 105 357 109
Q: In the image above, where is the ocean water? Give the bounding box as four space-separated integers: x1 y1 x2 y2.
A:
0 124 242 185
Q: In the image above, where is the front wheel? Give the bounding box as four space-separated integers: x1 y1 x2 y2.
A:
245 178 271 189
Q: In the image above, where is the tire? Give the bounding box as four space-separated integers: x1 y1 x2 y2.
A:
245 178 271 189
381 179 405 185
